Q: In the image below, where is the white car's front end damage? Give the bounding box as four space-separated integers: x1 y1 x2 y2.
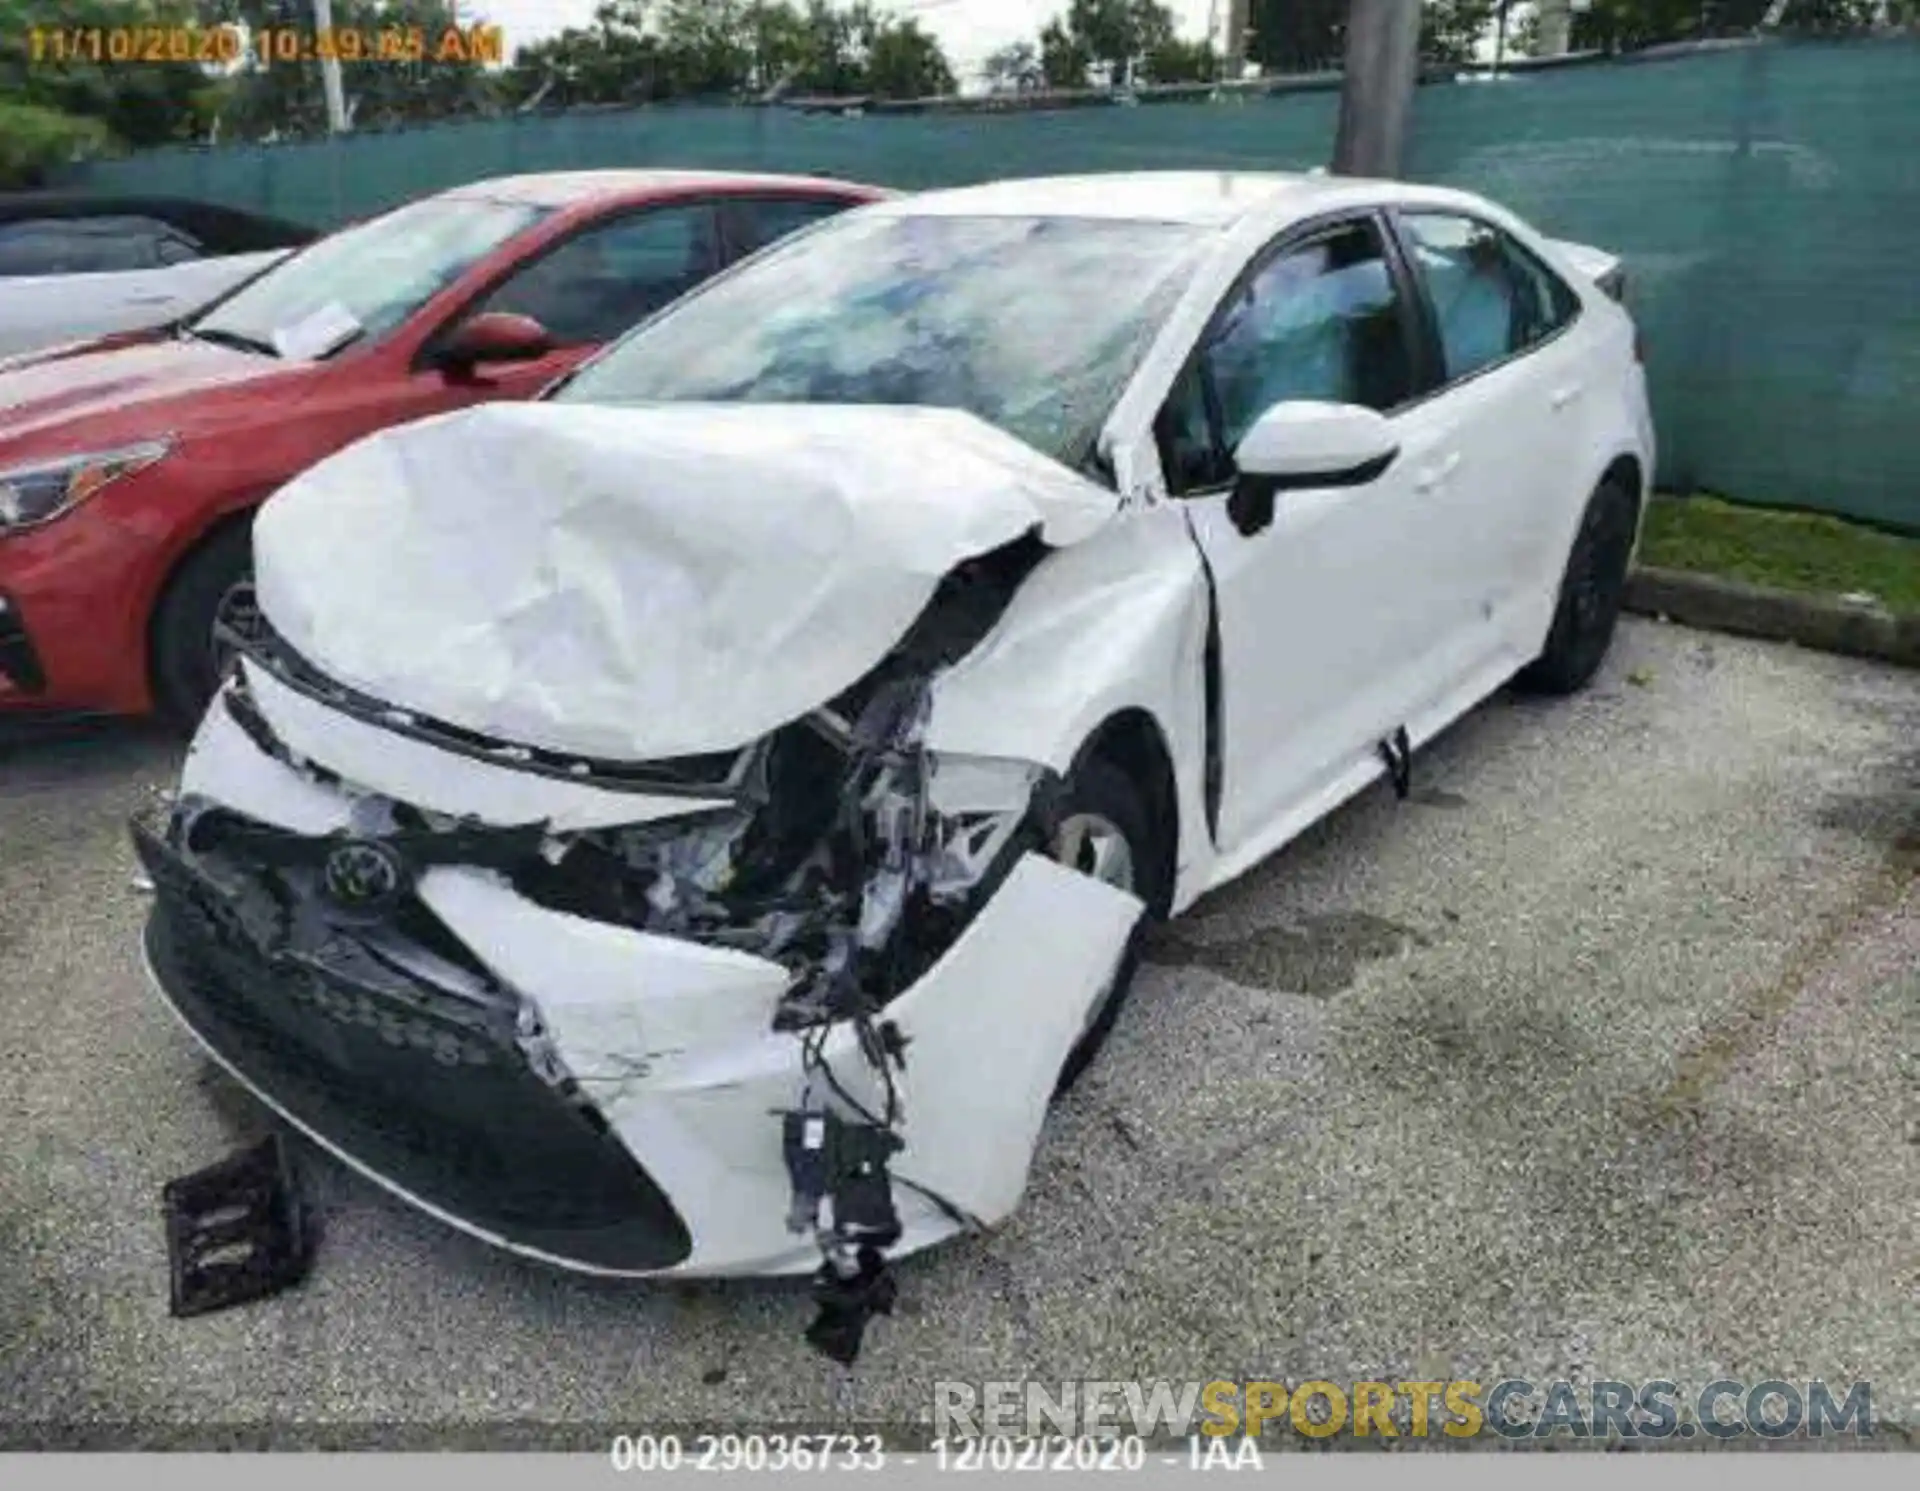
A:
134 402 1156 1357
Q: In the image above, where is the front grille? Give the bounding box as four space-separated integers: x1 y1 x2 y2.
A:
134 822 693 1272
0 597 46 693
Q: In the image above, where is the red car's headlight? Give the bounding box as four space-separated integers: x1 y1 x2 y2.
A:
0 437 174 532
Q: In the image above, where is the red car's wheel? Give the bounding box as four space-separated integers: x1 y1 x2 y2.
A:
151 522 253 730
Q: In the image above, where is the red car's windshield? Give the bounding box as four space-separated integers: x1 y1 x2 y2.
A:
189 195 549 359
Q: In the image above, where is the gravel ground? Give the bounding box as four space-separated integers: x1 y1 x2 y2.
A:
1 618 1915 1446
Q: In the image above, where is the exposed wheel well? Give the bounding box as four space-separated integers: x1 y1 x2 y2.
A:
1597 455 1646 558
1075 708 1179 917
1602 453 1645 509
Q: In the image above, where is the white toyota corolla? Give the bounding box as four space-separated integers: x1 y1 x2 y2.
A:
135 172 1653 1353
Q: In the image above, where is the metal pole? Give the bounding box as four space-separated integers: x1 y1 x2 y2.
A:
1223 0 1249 78
312 0 348 134
1534 0 1573 55
1331 0 1422 177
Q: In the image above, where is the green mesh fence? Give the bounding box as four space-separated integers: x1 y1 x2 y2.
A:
65 38 1920 530
68 93 1342 225
1406 39 1920 533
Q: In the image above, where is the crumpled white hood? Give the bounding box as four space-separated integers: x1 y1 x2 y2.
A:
252 401 1120 761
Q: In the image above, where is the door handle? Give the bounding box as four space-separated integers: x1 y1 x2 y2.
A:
1550 383 1585 410
123 293 175 306
1414 451 1461 493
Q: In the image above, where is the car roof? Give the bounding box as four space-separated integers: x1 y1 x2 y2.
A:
0 192 315 247
864 171 1355 228
439 169 881 209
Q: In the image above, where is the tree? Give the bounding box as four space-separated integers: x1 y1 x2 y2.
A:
1246 0 1345 70
654 0 756 97
503 3 670 109
862 14 955 98
1140 36 1218 82
1 0 222 149
1038 16 1090 85
501 0 958 107
1555 0 1887 50
1507 6 1544 54
0 100 112 187
738 0 817 92
202 0 503 136
1422 0 1498 64
982 39 1044 92
1771 0 1881 29
1033 0 1180 87
1569 0 1712 47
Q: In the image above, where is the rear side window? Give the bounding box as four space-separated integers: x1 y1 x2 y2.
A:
154 230 204 265
0 215 194 275
1399 212 1580 382
0 221 69 276
725 195 856 259
1156 217 1417 494
0 217 182 276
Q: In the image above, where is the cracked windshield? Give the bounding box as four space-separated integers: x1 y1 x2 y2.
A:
556 212 1209 468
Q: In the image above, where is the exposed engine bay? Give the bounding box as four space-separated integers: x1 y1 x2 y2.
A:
136 526 1140 1363
198 528 1057 997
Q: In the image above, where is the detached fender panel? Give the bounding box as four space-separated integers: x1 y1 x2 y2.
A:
853 852 1142 1225
924 503 1213 901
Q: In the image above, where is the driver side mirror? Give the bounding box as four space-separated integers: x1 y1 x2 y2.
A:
1226 400 1401 537
430 312 554 379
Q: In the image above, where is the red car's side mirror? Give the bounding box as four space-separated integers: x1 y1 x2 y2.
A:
432 312 554 378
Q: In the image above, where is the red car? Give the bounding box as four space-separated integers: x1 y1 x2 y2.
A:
0 169 884 726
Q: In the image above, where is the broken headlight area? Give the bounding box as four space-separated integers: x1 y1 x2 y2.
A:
211 529 1062 1018
207 656 1065 1017
148 628 1066 1354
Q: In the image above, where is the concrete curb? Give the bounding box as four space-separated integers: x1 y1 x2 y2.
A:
1625 566 1920 669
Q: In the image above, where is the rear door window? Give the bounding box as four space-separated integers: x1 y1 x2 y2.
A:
1398 212 1581 383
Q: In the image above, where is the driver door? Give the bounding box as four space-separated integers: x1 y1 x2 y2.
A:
1160 213 1470 857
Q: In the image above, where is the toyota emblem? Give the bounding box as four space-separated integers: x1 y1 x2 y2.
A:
322 839 405 907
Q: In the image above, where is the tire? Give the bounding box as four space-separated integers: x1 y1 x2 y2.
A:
1515 476 1639 697
1049 755 1170 1096
151 521 257 730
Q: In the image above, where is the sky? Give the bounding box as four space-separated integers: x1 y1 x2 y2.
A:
465 0 1220 87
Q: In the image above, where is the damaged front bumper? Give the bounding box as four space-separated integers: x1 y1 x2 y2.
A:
137 656 1143 1281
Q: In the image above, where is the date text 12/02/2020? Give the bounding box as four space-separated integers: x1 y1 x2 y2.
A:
605 1435 1164 1474
26 24 505 67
